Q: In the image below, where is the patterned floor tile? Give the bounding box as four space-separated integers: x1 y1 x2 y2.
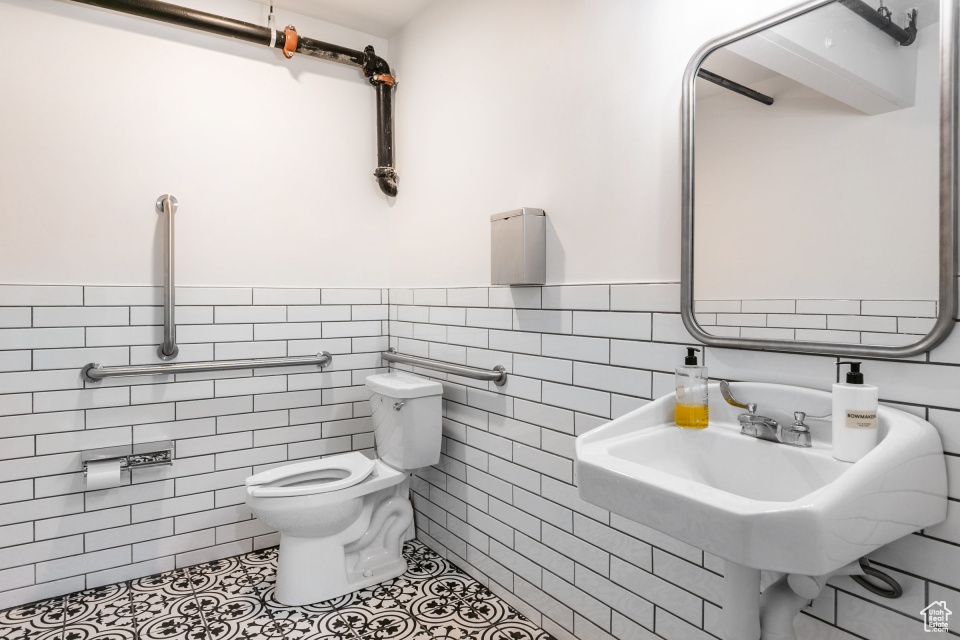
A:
451 596 515 628
183 558 247 594
476 620 552 640
130 570 196 599
0 540 553 640
134 612 207 640
238 548 278 571
0 596 66 636
264 609 353 640
407 599 495 633
416 577 474 604
59 622 138 640
410 624 478 640
342 578 421 612
130 588 205 640
259 586 353 619
204 611 289 640
195 592 266 629
62 584 132 628
399 546 462 584
335 608 420 640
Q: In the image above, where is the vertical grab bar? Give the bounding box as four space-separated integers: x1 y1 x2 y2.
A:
157 194 179 360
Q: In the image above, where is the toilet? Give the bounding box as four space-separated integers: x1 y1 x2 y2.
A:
245 371 443 605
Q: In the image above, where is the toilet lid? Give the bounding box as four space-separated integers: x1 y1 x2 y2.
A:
245 452 377 498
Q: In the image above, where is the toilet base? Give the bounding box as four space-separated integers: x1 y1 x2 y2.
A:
273 491 415 606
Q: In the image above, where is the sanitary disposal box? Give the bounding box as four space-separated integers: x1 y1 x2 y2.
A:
490 208 546 286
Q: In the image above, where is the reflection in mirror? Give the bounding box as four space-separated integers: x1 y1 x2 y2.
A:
693 0 941 348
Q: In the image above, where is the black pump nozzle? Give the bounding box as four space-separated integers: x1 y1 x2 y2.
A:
838 361 864 384
685 347 701 366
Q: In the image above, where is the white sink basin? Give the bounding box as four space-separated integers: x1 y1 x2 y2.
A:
576 382 947 576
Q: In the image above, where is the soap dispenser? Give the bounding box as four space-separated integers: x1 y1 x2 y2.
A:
832 361 879 462
676 347 708 429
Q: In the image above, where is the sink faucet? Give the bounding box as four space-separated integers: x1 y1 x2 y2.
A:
719 381 813 448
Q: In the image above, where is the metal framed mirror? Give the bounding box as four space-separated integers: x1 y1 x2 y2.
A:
681 0 958 357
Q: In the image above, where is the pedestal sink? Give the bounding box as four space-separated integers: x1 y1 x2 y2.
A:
575 382 947 640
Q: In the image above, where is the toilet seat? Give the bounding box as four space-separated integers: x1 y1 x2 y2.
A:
245 451 376 498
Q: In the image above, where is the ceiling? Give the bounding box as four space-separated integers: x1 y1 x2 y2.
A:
265 0 435 38
263 0 937 44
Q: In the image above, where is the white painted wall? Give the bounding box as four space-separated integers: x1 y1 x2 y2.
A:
385 0 803 287
2 0 937 296
695 24 940 301
0 0 392 287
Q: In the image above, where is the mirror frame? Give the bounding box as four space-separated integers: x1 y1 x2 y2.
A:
681 0 958 357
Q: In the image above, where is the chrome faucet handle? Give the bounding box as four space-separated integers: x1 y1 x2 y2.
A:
720 380 758 414
791 412 810 431
780 411 813 447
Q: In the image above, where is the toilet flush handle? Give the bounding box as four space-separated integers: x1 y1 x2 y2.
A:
393 402 404 411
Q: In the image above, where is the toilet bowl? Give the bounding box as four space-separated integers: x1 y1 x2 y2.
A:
245 371 443 605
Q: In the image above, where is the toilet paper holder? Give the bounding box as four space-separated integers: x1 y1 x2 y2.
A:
81 440 175 475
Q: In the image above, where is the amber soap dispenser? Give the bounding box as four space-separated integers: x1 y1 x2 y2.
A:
676 347 708 429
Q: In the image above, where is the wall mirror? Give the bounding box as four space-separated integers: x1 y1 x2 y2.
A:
681 0 958 357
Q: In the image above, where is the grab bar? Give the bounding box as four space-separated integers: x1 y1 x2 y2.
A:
382 348 507 386
157 194 179 360
82 352 332 383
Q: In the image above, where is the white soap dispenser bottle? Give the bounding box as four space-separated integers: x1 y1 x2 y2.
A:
832 361 879 462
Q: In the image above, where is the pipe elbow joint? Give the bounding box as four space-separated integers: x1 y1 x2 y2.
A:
901 26 918 46
375 168 398 197
362 45 393 83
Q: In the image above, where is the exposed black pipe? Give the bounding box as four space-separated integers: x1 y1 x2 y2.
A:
297 35 366 67
362 45 398 197
71 0 273 45
68 0 399 196
837 0 918 46
697 68 775 106
374 83 398 197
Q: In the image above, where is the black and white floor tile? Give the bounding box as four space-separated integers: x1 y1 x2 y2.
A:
0 541 554 640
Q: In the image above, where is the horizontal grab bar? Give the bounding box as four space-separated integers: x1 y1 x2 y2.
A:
82 352 332 383
382 348 507 386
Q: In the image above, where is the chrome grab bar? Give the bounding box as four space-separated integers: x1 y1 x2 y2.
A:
82 352 332 383
382 348 508 386
157 194 179 360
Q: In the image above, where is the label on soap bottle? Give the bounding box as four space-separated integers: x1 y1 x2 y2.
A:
846 410 877 429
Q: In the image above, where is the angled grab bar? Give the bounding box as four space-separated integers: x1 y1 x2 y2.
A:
82 352 332 383
157 194 179 360
382 348 507 386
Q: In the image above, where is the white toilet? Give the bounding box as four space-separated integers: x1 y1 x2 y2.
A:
245 371 443 605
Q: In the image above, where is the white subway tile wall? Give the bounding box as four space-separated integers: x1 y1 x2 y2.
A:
0 285 388 610
394 284 960 640
696 299 939 347
1 282 957 640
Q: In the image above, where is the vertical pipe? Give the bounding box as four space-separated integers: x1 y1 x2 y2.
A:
723 561 762 640
374 82 398 196
157 195 179 360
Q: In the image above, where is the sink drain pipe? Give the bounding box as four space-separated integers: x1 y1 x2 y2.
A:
724 559 902 640
68 0 399 196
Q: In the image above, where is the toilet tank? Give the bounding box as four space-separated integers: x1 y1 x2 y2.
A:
365 371 443 471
